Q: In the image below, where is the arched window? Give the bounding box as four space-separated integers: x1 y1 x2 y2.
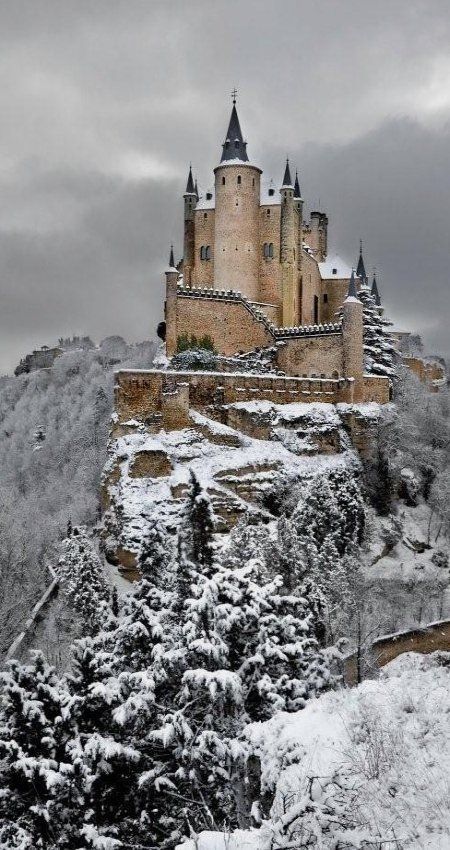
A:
200 246 206 260
205 245 211 260
237 175 241 185
222 176 225 185
235 140 239 149
268 243 274 258
266 209 270 217
263 243 269 258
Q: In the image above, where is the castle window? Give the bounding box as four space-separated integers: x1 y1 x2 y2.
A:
332 267 337 275
323 293 328 303
200 246 206 260
263 243 269 258
204 213 207 219
205 245 211 260
237 175 241 185
267 209 270 217
293 248 296 260
222 176 225 185
269 243 274 258
252 178 255 187
268 188 275 196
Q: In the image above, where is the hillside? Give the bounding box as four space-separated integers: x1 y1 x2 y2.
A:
0 338 155 657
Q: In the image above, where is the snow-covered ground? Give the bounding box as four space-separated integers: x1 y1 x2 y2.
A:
178 651 450 849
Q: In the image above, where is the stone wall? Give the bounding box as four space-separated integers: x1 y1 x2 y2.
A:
275 333 343 377
321 276 349 324
403 355 446 390
175 292 273 355
115 369 357 426
301 251 322 325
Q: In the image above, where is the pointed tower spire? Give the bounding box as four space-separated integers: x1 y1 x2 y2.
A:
194 178 199 202
371 271 381 306
356 239 367 283
169 244 175 269
346 268 359 300
220 93 249 163
185 165 195 195
281 158 293 188
294 169 302 198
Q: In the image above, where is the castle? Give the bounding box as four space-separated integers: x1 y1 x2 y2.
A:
161 96 390 405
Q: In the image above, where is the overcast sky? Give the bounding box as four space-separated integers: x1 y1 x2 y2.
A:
0 0 449 373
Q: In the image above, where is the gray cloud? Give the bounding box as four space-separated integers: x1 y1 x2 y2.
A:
0 0 449 372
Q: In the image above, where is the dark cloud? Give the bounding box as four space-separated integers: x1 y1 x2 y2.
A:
0 0 449 372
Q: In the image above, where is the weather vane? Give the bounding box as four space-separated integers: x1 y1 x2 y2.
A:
231 87 238 104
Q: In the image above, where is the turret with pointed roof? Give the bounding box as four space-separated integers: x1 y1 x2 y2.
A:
356 240 368 284
184 165 195 196
220 99 249 163
346 268 359 300
294 170 302 199
281 158 293 188
371 272 381 306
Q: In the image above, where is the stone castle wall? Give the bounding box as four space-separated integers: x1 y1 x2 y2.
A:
193 207 215 287
275 333 343 377
258 204 282 306
174 291 273 355
114 369 357 428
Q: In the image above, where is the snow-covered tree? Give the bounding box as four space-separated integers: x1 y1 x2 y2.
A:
182 471 215 573
358 283 398 379
57 527 110 635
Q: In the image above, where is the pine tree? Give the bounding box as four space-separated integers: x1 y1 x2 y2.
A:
182 470 215 573
57 527 110 635
358 284 398 380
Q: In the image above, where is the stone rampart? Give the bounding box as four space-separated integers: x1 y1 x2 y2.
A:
115 369 357 426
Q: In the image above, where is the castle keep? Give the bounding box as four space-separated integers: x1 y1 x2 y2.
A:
160 96 390 407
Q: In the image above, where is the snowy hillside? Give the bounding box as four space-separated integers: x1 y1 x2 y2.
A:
178 651 450 849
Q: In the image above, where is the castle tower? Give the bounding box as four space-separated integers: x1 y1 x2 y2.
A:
183 166 196 287
213 96 262 299
310 211 328 261
293 170 303 317
280 159 296 326
165 245 179 357
342 269 364 399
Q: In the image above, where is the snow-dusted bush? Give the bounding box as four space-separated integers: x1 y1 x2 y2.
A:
171 348 219 371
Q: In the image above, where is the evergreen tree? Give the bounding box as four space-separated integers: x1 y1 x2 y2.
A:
358 284 398 380
57 526 110 635
182 470 215 573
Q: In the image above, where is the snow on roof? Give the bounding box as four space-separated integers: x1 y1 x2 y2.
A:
216 158 261 170
319 255 353 280
196 191 215 211
260 182 280 206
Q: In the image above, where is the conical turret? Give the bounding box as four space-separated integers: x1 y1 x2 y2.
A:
220 99 249 163
185 165 195 195
294 169 302 199
346 268 359 300
281 158 293 188
356 240 367 284
371 272 381 306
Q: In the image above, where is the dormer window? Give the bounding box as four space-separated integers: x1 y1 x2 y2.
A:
206 192 212 200
235 140 239 148
268 188 275 197
332 268 337 275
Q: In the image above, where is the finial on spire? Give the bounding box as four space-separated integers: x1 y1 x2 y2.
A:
231 87 238 105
